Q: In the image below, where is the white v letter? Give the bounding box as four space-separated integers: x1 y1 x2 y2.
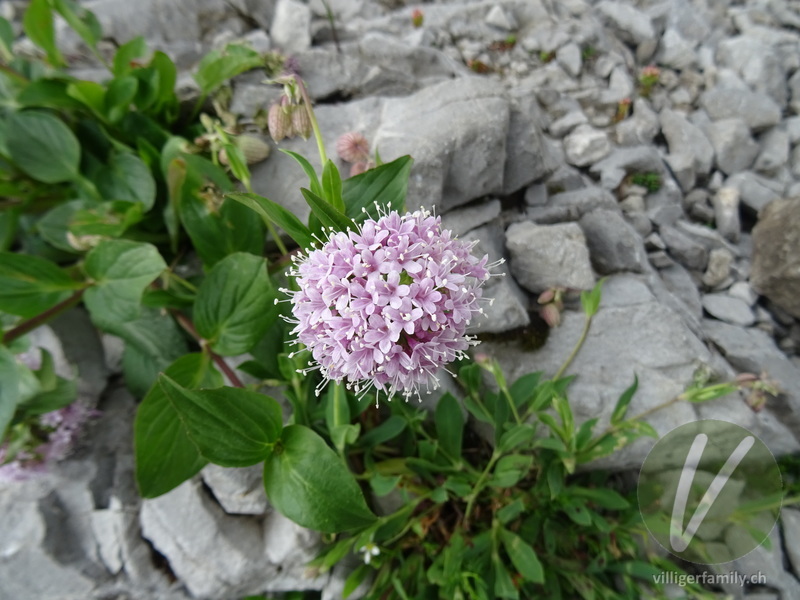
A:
670 433 755 552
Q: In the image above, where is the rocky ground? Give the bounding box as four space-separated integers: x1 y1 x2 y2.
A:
4 0 800 598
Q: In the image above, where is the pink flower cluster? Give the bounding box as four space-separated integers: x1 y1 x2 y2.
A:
284 209 493 401
0 402 98 482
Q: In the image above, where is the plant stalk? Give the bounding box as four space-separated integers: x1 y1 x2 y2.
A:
2 288 86 345
172 311 245 388
553 314 593 380
293 75 327 166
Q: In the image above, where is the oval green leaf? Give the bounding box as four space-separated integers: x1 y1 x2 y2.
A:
6 111 80 183
264 424 377 533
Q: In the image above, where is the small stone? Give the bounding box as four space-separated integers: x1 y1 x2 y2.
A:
728 281 758 306
644 232 666 250
724 172 783 214
701 247 734 288
548 111 587 138
754 128 790 173
708 119 760 175
527 186 617 223
711 187 742 242
660 224 709 271
615 98 660 146
564 124 611 167
485 5 517 31
596 1 655 45
578 209 648 274
702 294 755 326
506 221 596 294
648 250 675 268
524 184 548 207
782 508 800 579
556 43 582 77
656 28 697 70
201 464 269 515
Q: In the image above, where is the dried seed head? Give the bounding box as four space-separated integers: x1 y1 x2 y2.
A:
336 132 370 163
291 105 312 140
236 135 271 164
268 101 293 142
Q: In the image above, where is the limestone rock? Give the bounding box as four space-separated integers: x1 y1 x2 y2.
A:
751 198 800 318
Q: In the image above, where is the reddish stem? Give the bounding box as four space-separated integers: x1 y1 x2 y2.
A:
3 288 86 345
172 311 245 388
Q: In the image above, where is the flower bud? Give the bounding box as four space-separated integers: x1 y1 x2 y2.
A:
292 105 312 140
268 101 292 143
411 9 424 28
540 303 562 328
236 135 271 164
337 132 370 163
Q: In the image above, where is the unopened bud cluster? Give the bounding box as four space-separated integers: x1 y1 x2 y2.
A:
336 132 375 177
538 286 566 328
268 95 313 142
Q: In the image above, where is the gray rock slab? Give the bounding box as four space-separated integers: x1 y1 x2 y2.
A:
480 274 708 470
596 1 655 45
702 294 755 327
374 77 510 211
589 146 664 190
201 464 269 515
270 0 311 55
506 221 595 294
703 319 800 444
724 172 783 214
527 186 617 223
700 85 782 131
441 199 502 237
717 35 788 108
751 198 800 319
614 98 660 146
578 209 648 274
659 225 709 271
708 119 760 176
755 128 790 174
660 109 714 178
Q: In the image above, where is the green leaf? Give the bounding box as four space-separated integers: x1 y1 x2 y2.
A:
226 191 313 249
343 155 413 223
193 43 263 95
493 454 533 487
66 80 107 120
148 51 177 112
95 152 156 211
0 17 13 61
301 188 357 233
83 240 167 329
611 375 638 425
0 346 20 439
115 308 188 397
112 36 148 76
104 76 139 123
357 415 406 448
569 487 629 510
497 498 525 525
158 374 283 467
135 353 222 497
497 423 536 453
52 0 101 49
435 392 463 459
580 278 605 317
164 157 186 252
16 79 85 110
280 149 322 197
176 154 264 267
0 252 82 318
23 0 63 66
499 528 544 584
193 252 278 356
321 160 345 212
69 200 144 238
343 564 371 599
562 499 592 526
509 372 542 408
222 142 250 188
14 350 77 420
6 111 80 183
263 424 377 532
492 557 519 599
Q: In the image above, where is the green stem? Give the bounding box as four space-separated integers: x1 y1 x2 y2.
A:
2 288 86 345
244 180 288 256
293 75 327 165
463 450 501 530
553 314 593 380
